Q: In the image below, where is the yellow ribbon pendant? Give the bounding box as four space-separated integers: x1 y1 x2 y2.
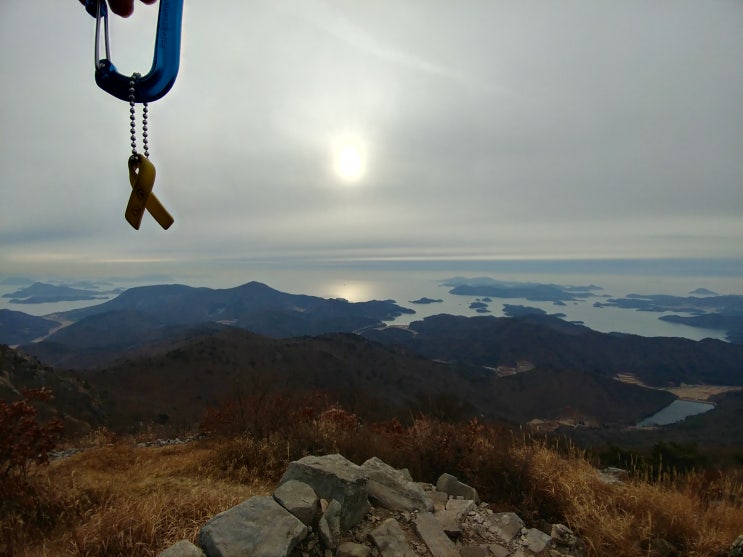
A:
125 155 174 230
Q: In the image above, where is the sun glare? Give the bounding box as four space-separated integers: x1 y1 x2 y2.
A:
332 136 366 182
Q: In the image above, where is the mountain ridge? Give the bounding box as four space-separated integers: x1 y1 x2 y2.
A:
29 326 673 432
5 281 414 360
362 314 743 387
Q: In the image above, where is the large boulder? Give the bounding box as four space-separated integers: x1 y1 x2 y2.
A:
435 472 479 503
280 454 371 530
360 456 434 512
273 479 321 526
198 496 307 557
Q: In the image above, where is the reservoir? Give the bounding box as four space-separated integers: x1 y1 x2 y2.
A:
638 400 715 427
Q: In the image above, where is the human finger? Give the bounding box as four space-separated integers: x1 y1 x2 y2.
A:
109 0 158 18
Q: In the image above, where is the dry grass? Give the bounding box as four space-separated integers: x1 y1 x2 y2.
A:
2 412 743 557
2 440 269 557
508 440 743 556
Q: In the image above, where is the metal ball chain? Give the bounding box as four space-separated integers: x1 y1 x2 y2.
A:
128 74 150 159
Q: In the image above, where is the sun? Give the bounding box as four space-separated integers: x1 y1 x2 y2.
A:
332 136 366 182
337 145 363 180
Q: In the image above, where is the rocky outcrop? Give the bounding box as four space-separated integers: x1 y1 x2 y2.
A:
198 496 308 557
280 454 372 531
273 480 321 526
360 456 434 513
158 453 589 557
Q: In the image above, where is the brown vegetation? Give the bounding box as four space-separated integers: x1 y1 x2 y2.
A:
0 388 64 497
1 437 268 557
2 394 742 557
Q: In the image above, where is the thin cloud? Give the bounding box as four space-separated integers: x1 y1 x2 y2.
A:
278 0 475 86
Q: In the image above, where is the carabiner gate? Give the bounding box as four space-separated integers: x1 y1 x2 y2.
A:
81 0 184 103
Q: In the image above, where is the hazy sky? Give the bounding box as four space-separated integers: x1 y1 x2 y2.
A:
1 0 742 279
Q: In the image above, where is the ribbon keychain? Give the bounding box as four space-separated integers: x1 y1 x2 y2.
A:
126 147 175 229
81 0 184 230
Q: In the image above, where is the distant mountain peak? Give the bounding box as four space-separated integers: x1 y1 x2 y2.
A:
689 287 718 296
235 281 277 291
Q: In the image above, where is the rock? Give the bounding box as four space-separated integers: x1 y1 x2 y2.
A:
459 546 489 557
337 541 371 557
280 454 371 531
429 490 449 511
157 540 206 557
157 456 589 557
488 545 510 557
198 496 307 557
550 524 586 557
487 512 525 543
319 499 343 550
274 480 321 526
360 456 434 512
445 497 477 515
413 511 459 557
435 473 479 503
521 527 552 555
368 518 416 557
731 535 743 557
433 509 462 538
597 467 628 485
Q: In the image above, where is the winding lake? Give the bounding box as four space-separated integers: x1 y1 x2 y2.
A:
637 400 715 427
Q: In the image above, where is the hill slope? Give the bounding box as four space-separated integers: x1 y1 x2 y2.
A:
0 344 106 434
65 327 673 432
0 309 59 345
362 314 743 387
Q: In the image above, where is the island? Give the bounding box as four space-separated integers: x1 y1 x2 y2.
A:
442 277 601 302
502 304 566 319
409 297 443 305
468 301 491 313
2 282 120 304
592 293 743 344
689 288 718 296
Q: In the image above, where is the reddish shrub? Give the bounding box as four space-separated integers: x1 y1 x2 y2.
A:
0 388 64 498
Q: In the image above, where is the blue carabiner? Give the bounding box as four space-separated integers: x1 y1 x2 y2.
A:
81 0 184 103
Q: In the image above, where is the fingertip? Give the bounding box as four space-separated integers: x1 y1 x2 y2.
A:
109 1 135 17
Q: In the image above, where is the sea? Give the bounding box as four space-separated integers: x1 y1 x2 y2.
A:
2 258 742 343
